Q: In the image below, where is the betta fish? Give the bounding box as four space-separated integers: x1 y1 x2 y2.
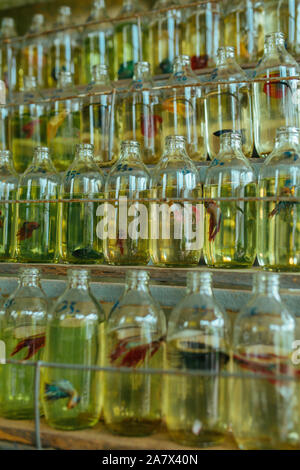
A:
162 98 187 117
118 61 134 80
11 333 45 360
0 210 3 229
263 72 292 99
204 200 222 242
140 114 163 138
47 110 68 141
159 58 173 74
110 335 166 368
233 351 292 386
22 119 41 139
44 380 81 409
17 221 40 241
268 185 296 218
191 55 209 70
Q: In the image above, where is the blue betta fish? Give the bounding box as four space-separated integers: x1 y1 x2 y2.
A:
44 380 81 409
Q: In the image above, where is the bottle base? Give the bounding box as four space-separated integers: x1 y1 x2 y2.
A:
105 419 161 437
46 417 99 431
236 437 300 450
168 429 226 448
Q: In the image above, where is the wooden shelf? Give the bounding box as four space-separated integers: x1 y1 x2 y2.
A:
0 417 238 450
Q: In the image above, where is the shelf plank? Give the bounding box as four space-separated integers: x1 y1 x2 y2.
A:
0 417 238 450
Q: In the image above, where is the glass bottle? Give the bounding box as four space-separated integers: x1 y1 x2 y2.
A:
232 272 299 450
148 0 182 75
47 71 81 172
42 268 105 430
0 80 9 151
150 135 203 267
47 6 82 88
204 46 254 159
17 14 48 92
0 267 47 419
165 271 230 446
81 64 117 166
13 146 60 263
223 0 260 65
10 75 48 174
59 143 105 264
204 132 256 268
257 127 300 271
162 55 206 162
82 0 114 84
252 32 300 158
263 0 298 55
104 270 167 436
0 150 18 261
117 61 162 165
113 0 147 80
182 1 220 70
0 17 17 92
104 140 150 265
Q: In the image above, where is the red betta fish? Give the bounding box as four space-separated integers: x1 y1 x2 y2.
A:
0 210 3 229
11 333 46 360
22 119 41 139
263 72 292 100
204 200 222 242
17 221 40 241
110 335 166 368
141 114 163 139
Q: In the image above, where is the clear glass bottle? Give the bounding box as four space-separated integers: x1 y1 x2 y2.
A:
253 32 300 158
81 64 117 166
204 132 256 268
162 55 206 162
165 271 230 446
0 150 18 261
117 61 162 165
223 0 259 65
232 272 299 450
47 71 81 172
0 17 17 92
82 0 114 84
113 0 147 80
10 75 48 174
0 80 9 151
17 14 48 92
257 126 300 271
104 140 150 266
104 270 167 436
148 0 183 75
59 143 105 264
182 1 220 70
0 267 47 419
263 0 298 55
205 46 254 159
48 6 82 88
42 269 105 430
13 146 60 263
150 135 203 267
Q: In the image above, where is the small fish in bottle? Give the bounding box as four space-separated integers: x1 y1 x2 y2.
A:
204 46 254 159
47 71 81 172
104 140 150 266
232 272 299 450
10 75 48 174
0 150 18 261
117 61 162 165
257 126 300 271
0 267 47 419
252 32 300 158
13 146 60 263
59 143 105 264
165 271 230 446
104 270 167 437
42 269 105 430
203 132 257 268
150 135 203 267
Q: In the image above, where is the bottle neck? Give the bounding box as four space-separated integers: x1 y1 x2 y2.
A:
187 280 213 296
164 137 188 159
20 276 41 288
92 66 111 86
119 143 142 164
31 148 55 170
68 278 89 291
264 34 286 56
132 63 153 89
57 73 74 89
216 47 236 67
253 277 281 300
24 77 37 92
125 278 150 293
219 133 243 156
275 129 300 149
74 147 95 164
0 151 14 172
172 56 196 82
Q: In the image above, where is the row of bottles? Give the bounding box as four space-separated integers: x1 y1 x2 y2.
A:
1 32 300 174
2 0 300 91
0 267 299 450
0 127 300 271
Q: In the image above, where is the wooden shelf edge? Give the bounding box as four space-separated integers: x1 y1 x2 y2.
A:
0 417 238 450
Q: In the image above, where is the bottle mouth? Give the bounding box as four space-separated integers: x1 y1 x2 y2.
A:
276 126 300 137
174 55 191 66
165 135 187 146
125 270 149 283
19 267 41 278
34 146 50 155
121 140 141 151
187 271 212 284
0 150 12 159
67 268 90 281
76 143 94 153
253 272 280 287
265 31 286 45
220 131 242 145
217 46 235 59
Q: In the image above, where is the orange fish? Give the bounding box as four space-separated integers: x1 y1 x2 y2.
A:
47 110 68 141
11 333 45 360
17 221 40 241
162 98 187 117
205 200 222 242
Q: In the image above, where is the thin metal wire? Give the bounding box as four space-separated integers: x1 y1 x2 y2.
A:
34 361 42 450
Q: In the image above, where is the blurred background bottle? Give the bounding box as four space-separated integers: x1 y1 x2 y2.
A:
0 18 18 93
0 150 18 262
